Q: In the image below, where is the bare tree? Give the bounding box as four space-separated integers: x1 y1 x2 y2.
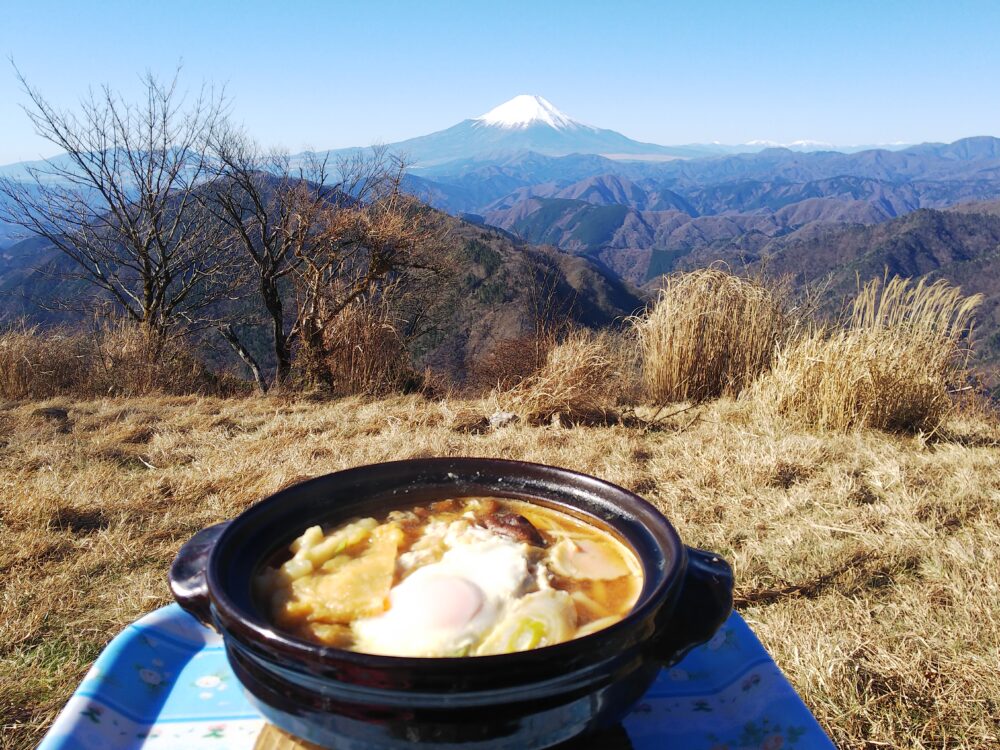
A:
203 131 319 390
204 131 441 392
0 67 230 340
290 151 435 384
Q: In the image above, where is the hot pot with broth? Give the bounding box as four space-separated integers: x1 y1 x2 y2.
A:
170 458 733 749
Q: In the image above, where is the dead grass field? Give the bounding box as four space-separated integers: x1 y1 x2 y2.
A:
1 394 999 749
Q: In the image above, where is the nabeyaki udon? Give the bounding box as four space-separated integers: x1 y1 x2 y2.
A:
255 498 643 658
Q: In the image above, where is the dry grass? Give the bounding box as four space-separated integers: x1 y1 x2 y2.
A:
318 297 412 397
466 332 554 393
492 329 632 423
2 394 998 749
753 277 982 432
634 269 785 403
0 324 90 399
0 320 227 400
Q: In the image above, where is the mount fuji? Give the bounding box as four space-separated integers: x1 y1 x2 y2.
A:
330 95 708 170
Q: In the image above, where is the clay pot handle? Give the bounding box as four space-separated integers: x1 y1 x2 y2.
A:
168 521 231 628
649 547 734 665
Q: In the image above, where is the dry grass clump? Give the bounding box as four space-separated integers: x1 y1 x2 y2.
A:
466 332 555 393
0 324 90 399
494 329 631 423
317 297 413 397
754 277 982 432
0 319 227 400
88 320 223 397
634 268 785 403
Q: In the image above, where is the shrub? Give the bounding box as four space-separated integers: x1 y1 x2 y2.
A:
495 329 631 423
465 267 575 396
633 269 785 403
466 332 556 394
753 276 981 432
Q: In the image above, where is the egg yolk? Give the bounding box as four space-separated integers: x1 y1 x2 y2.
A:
390 574 484 630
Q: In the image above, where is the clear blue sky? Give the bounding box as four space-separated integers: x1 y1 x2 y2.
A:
2 0 998 163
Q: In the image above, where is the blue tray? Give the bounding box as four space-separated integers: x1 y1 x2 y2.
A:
38 604 833 749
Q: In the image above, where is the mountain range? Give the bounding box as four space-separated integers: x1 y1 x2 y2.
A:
312 95 913 170
3 95 1000 376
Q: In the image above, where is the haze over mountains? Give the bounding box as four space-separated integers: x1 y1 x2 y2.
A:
343 95 711 167
319 95 914 169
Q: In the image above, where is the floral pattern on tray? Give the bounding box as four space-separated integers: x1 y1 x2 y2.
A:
39 604 833 750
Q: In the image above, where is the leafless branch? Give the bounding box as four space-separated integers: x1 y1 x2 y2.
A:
0 65 233 339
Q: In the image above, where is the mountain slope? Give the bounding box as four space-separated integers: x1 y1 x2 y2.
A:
438 138 1000 287
409 135 1000 216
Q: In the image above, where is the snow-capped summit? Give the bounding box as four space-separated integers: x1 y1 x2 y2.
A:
475 95 582 130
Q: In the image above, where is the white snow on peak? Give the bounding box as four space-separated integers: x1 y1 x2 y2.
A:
475 95 580 130
745 139 834 149
788 139 833 148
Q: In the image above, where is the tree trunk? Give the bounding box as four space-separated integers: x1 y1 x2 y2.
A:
298 313 332 390
261 279 291 387
219 324 268 394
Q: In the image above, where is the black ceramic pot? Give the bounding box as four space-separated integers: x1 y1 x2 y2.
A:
169 458 733 750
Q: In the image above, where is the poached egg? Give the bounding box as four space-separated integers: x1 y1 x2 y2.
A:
352 525 531 657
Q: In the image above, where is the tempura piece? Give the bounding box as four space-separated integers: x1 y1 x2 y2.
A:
274 523 403 629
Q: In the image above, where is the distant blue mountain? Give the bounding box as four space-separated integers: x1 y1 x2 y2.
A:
312 95 913 171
